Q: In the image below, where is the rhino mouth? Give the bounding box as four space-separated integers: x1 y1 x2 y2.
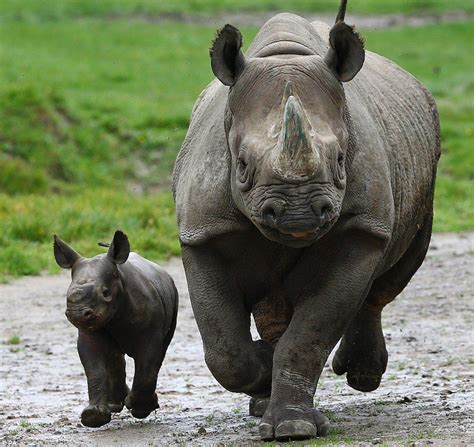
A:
255 216 336 247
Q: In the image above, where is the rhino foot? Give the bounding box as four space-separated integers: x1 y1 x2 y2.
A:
81 404 111 427
259 407 329 441
125 391 159 419
108 384 130 413
249 397 270 417
332 333 387 392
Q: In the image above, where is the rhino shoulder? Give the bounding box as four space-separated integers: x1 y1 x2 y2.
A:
173 80 250 246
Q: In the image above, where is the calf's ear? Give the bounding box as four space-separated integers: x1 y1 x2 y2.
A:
53 235 80 269
107 230 130 265
324 21 365 82
210 24 246 86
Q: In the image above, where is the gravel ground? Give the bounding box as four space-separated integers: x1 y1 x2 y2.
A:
104 11 474 29
0 232 473 446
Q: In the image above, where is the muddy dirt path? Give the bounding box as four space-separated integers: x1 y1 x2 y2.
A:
1 233 473 446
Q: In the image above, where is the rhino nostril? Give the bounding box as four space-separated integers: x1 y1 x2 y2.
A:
261 200 286 225
321 205 332 219
312 201 333 221
82 308 95 320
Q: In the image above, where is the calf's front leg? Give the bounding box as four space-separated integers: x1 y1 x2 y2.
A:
260 230 387 441
77 330 116 427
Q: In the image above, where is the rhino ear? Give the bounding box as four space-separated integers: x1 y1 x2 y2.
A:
324 21 365 82
107 230 130 265
210 24 246 86
53 235 81 269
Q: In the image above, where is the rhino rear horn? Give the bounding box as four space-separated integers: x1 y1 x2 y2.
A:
210 24 246 86
53 235 81 269
324 21 365 82
107 230 130 265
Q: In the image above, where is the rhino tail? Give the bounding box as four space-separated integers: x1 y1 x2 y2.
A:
335 0 348 23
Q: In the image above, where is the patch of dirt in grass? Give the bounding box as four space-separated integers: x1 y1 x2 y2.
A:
0 233 473 445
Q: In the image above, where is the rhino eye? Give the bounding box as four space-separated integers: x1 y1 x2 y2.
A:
236 151 253 192
337 153 344 168
335 151 346 186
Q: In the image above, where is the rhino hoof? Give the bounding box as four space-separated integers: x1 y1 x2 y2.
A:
125 392 159 419
275 420 317 441
108 402 124 413
259 408 329 441
249 397 270 417
259 422 275 440
81 404 111 427
347 372 382 392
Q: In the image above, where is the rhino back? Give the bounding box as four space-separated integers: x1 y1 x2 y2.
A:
343 50 440 263
120 253 178 330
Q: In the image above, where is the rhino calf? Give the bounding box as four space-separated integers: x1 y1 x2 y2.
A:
53 230 178 427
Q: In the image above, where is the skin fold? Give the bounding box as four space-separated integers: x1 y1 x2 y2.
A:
54 231 178 428
173 6 439 442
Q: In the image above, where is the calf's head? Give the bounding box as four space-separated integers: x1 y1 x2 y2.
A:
211 20 364 247
53 230 130 331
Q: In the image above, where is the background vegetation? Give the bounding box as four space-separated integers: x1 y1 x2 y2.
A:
0 1 472 281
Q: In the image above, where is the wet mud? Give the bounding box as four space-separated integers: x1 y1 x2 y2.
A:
1 233 473 445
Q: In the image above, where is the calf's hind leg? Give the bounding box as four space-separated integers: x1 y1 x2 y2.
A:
107 352 129 413
332 213 433 391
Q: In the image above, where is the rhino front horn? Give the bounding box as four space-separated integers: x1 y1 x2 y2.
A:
272 93 319 179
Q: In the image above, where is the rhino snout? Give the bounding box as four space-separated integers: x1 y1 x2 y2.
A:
260 196 335 234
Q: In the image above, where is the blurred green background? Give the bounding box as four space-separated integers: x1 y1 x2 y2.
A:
0 1 473 281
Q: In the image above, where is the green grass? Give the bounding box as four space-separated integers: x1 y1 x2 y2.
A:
0 190 179 282
6 335 21 345
0 10 472 280
1 0 472 21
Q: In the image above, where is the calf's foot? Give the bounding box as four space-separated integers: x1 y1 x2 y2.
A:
108 384 130 413
259 406 329 441
81 404 111 427
125 391 159 419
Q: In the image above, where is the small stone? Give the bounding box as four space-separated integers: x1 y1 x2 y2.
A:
197 426 207 435
372 438 383 445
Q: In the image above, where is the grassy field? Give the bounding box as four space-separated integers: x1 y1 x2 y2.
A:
0 7 472 280
1 0 473 21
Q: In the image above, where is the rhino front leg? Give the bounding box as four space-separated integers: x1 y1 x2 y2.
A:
182 245 273 397
77 330 114 427
260 230 387 441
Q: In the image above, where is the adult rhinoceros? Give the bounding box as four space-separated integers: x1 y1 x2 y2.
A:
173 0 440 441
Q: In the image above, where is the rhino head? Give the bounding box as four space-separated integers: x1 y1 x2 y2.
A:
53 230 130 331
210 17 364 247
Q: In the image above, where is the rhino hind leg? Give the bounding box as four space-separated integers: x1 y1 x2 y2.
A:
250 292 292 416
332 304 388 392
107 353 129 413
333 211 433 392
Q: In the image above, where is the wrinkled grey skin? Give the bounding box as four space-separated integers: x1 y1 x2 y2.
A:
53 231 178 428
173 6 440 442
